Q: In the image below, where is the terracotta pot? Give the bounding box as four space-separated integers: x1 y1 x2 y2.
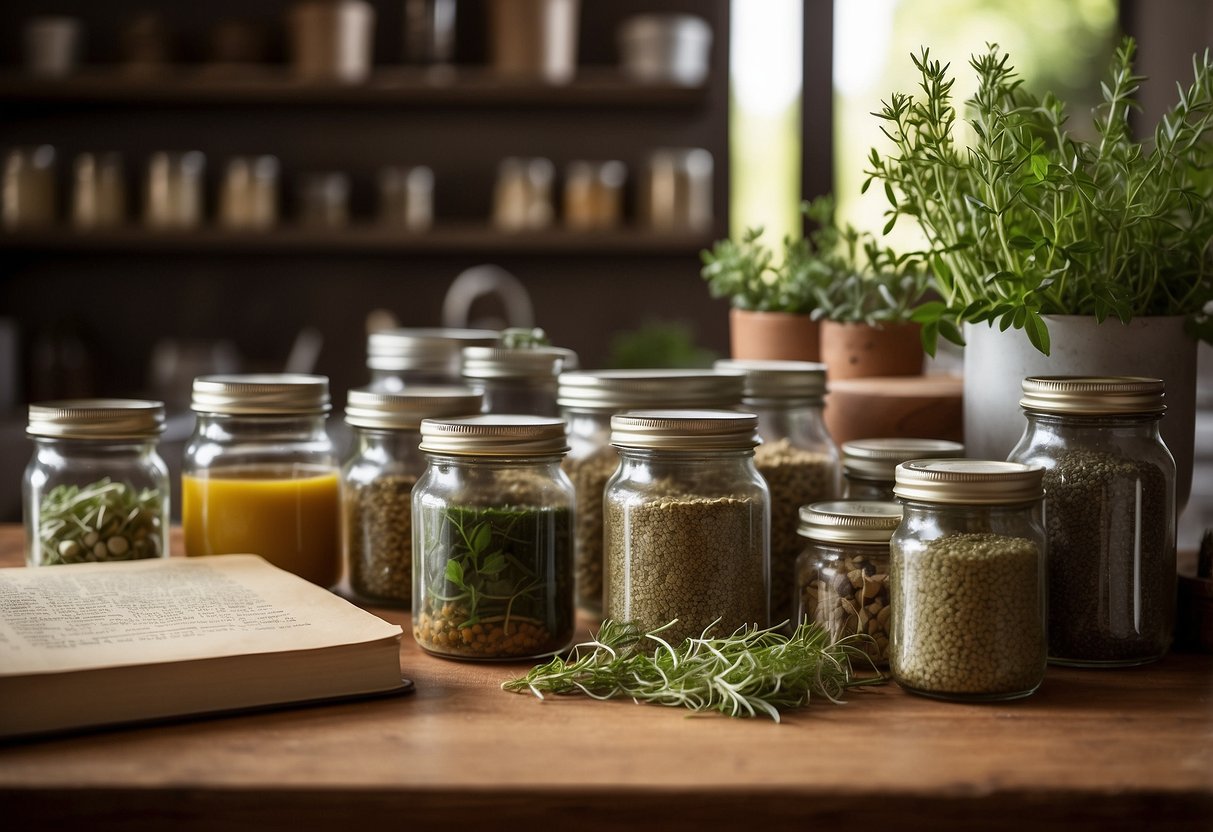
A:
825 375 963 445
819 321 923 381
728 308 820 362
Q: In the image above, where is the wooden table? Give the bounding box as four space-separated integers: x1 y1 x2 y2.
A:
1 526 1210 831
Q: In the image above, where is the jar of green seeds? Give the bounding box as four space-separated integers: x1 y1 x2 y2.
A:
890 459 1046 701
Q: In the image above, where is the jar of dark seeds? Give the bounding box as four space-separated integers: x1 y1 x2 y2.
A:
1008 376 1176 667
890 460 1046 701
716 359 840 627
841 437 964 501
795 501 901 665
342 386 483 607
604 410 769 645
412 415 574 660
558 370 743 616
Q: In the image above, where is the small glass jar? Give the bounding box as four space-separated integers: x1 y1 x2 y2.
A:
412 415 575 660
296 172 349 228
145 151 205 229
367 327 499 392
794 501 900 665
342 386 482 607
183 374 340 587
716 359 841 628
23 400 169 566
219 155 280 230
604 410 769 644
378 165 434 231
3 145 57 229
461 345 576 417
72 152 127 229
640 147 713 231
493 157 555 231
564 160 625 230
558 370 744 615
842 437 965 500
1008 376 1176 667
890 459 1046 701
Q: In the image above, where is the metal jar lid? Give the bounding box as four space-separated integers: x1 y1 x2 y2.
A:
714 359 826 403
418 415 568 456
191 374 331 415
345 386 483 430
797 500 903 544
461 346 577 381
28 399 165 440
1020 376 1166 415
367 328 499 373
610 409 759 451
894 460 1044 506
557 369 743 411
842 438 966 482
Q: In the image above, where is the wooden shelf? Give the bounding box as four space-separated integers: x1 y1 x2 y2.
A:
0 67 708 108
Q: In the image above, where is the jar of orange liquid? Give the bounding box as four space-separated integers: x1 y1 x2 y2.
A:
183 374 340 586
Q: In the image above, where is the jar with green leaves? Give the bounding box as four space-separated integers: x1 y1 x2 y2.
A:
1008 376 1176 667
890 459 1046 701
23 399 169 566
342 386 483 607
412 414 574 660
841 437 964 501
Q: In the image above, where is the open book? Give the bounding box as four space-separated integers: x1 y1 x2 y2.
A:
0 555 406 740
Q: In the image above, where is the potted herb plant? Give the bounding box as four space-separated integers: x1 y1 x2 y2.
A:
866 39 1213 506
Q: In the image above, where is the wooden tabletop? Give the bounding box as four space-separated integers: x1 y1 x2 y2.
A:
1 526 1210 831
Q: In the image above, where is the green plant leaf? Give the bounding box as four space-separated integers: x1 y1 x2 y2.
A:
445 559 466 589
1030 154 1050 180
1024 312 1051 355
471 522 492 554
481 551 507 576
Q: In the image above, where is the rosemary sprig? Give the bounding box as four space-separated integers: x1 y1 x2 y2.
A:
502 619 883 722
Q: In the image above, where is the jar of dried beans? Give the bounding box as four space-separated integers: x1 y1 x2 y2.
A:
841 437 964 501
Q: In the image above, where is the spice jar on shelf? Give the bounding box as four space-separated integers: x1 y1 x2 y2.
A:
23 399 169 567
3 145 57 229
461 345 575 417
412 415 575 660
367 328 499 392
72 152 126 229
1008 376 1176 667
183 374 341 587
715 359 840 627
890 459 1046 701
640 147 712 232
795 501 900 665
378 165 434 231
493 157 555 231
145 151 205 230
219 155 280 230
558 369 744 615
605 410 769 644
841 437 965 501
297 172 350 228
564 160 625 230
342 386 483 607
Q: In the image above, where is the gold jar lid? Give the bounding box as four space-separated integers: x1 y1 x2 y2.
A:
1020 376 1165 415
461 346 577 381
610 409 759 451
28 399 165 440
345 386 483 430
557 369 743 411
842 438 965 481
713 359 826 403
418 414 568 456
367 328 499 372
894 459 1043 505
797 500 903 544
191 374 331 415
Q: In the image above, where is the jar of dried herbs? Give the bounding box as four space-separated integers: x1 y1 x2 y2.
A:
716 359 840 627
412 414 574 660
842 437 964 501
367 327 498 392
23 399 169 566
558 369 743 616
795 501 901 665
604 410 769 645
461 344 576 417
1009 376 1176 667
342 386 483 607
890 460 1046 701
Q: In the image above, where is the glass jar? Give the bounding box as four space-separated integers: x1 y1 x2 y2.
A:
890 459 1047 701
72 152 127 229
144 151 205 229
23 399 169 566
342 386 482 607
794 501 900 666
716 359 840 627
558 369 744 615
564 160 626 230
1008 376 1176 667
378 165 434 231
604 410 769 644
183 374 340 587
412 415 574 659
842 437 965 500
3 145 57 229
461 345 576 417
367 327 499 392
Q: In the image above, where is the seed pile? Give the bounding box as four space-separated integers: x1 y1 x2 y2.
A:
415 602 555 658
754 438 837 626
891 532 1044 697
36 479 164 565
1042 448 1172 664
563 446 619 614
798 548 890 664
344 473 417 605
605 490 767 646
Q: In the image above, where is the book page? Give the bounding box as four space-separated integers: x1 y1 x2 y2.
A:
0 555 402 675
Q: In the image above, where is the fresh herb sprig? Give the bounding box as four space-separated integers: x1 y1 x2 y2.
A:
503 619 881 722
